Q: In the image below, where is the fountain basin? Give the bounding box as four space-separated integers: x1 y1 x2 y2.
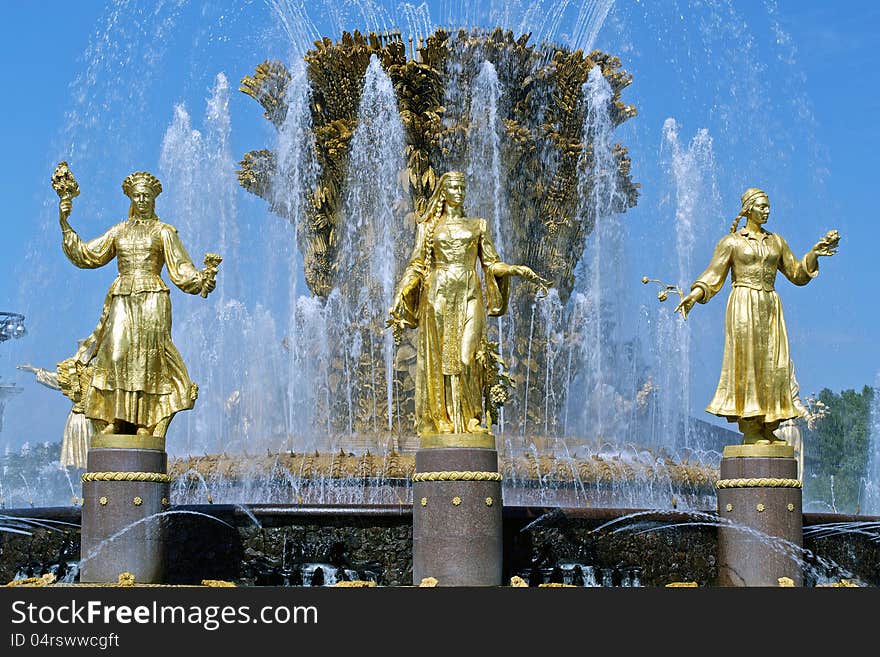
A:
3 505 877 587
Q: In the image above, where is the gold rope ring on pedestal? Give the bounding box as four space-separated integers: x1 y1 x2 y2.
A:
714 477 802 489
412 471 502 482
82 472 172 483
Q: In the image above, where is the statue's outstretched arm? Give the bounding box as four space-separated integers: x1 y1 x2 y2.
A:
17 364 60 390
779 229 838 285
675 233 734 320
478 219 550 288
491 262 551 288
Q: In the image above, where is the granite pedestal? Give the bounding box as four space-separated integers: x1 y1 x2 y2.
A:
716 444 803 586
412 434 502 586
79 435 170 584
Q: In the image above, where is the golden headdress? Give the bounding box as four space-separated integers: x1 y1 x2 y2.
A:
731 187 768 233
418 171 465 223
740 187 767 212
122 171 163 198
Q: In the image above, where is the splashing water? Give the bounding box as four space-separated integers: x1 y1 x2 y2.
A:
336 54 410 434
862 372 880 515
651 118 719 452
1 1 835 511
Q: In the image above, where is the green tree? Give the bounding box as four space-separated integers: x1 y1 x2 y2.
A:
803 385 873 513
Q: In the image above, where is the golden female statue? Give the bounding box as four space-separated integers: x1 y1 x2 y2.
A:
53 165 220 439
388 171 549 439
674 187 839 444
18 362 93 469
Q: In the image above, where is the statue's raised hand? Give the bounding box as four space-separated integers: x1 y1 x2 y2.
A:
811 229 840 257
59 198 72 224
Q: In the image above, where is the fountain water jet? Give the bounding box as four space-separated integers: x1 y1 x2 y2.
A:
651 118 719 453
336 54 410 435
862 372 880 515
1 4 870 589
566 66 631 444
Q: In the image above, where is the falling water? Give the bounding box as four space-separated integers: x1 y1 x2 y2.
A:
202 74 241 303
466 59 511 432
467 60 506 257
437 35 469 171
570 0 616 53
862 372 880 515
337 55 409 433
160 74 289 456
539 289 564 437
653 118 718 452
292 296 333 448
157 100 215 456
568 66 628 441
521 301 537 437
269 59 319 442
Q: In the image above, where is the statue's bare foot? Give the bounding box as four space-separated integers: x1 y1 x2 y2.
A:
99 422 118 435
437 419 454 433
136 427 151 436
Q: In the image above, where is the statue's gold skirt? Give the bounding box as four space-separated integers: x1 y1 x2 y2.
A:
62 290 196 428
706 286 804 425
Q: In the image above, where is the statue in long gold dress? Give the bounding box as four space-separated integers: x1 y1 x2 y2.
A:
18 363 93 469
52 164 220 439
674 187 839 444
388 171 550 439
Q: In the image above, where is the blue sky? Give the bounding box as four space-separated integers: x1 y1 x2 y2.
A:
0 1 878 450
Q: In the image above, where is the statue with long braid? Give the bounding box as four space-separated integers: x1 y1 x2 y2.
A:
675 187 839 444
388 171 549 438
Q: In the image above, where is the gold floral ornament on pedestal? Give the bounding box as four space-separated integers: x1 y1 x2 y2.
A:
5 573 57 587
117 572 136 587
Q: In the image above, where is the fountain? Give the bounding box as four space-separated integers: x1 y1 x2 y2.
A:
0 312 26 433
1 1 877 587
230 25 713 507
863 372 880 516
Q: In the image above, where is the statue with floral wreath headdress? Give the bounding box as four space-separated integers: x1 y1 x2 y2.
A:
53 163 221 439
